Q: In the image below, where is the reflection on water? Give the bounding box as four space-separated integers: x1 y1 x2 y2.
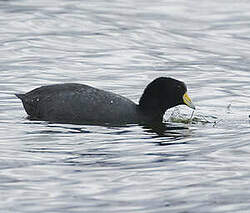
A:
23 118 191 138
142 122 190 138
1 0 250 212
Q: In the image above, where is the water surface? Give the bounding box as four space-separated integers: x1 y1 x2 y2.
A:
1 0 250 212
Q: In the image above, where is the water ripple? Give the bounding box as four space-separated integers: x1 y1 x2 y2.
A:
1 0 250 212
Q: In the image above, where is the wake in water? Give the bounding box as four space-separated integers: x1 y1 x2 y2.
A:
164 107 219 125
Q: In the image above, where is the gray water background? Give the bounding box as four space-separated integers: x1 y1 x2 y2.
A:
0 0 250 212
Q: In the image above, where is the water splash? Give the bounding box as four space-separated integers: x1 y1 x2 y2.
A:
165 107 218 125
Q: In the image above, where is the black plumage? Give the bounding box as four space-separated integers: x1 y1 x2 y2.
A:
16 77 195 124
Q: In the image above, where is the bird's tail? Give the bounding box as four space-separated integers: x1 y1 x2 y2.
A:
15 93 25 100
15 93 35 116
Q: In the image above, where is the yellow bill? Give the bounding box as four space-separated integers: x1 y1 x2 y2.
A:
183 92 195 109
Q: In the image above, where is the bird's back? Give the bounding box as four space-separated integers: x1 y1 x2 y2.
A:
16 83 140 124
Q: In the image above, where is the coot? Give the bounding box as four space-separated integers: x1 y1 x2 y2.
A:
16 77 195 124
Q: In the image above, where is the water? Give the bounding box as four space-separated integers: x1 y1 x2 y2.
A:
1 0 250 212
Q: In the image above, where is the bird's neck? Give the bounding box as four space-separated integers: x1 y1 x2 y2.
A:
137 104 165 123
